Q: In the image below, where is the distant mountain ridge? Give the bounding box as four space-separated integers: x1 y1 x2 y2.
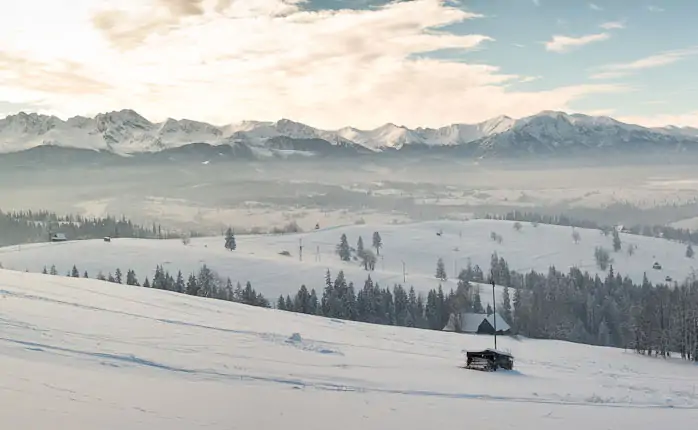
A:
1 109 697 159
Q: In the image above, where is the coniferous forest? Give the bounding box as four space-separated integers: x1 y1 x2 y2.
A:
38 250 698 362
0 209 193 246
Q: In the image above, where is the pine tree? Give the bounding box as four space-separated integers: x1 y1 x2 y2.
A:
126 269 139 286
473 286 484 313
107 272 116 283
337 234 351 262
114 268 123 284
372 231 382 256
357 236 365 259
225 227 237 251
502 285 512 323
50 265 58 275
186 273 199 296
71 265 80 277
143 277 151 288
277 295 287 310
486 303 493 315
83 271 89 278
687 244 694 259
175 271 185 293
41 266 48 274
97 271 106 281
435 258 447 281
612 229 621 252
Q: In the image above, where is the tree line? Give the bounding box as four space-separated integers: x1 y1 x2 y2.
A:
36 249 698 362
0 209 193 246
485 210 698 245
41 263 270 308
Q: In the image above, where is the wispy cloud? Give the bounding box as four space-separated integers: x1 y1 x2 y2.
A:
600 21 625 30
589 3 603 11
0 0 630 128
545 32 610 53
591 48 698 79
647 5 664 12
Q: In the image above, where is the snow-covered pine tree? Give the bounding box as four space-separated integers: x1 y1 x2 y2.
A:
224 227 236 251
357 236 365 259
612 229 621 252
336 234 351 261
372 231 382 256
435 257 447 281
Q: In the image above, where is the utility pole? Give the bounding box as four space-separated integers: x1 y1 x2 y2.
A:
299 239 303 262
492 277 497 350
401 260 406 283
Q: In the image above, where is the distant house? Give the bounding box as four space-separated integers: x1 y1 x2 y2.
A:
443 312 511 335
50 233 67 242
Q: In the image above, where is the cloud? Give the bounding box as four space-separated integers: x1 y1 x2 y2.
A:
647 5 664 12
0 0 628 129
545 32 610 53
0 51 110 95
590 48 698 79
617 112 698 128
589 3 602 11
600 21 625 30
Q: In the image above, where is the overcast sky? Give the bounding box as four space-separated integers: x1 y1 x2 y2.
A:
0 0 696 128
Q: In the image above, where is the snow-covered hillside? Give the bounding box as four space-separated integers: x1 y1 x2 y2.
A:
0 220 694 299
0 269 695 428
2 109 697 155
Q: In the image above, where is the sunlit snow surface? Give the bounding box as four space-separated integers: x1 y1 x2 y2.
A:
0 220 696 299
0 269 696 429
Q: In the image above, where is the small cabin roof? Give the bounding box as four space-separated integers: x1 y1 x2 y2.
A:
466 348 513 358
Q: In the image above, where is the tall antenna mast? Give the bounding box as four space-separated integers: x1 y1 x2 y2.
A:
492 276 497 350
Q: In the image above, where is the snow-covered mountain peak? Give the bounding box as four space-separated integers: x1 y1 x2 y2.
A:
1 109 698 156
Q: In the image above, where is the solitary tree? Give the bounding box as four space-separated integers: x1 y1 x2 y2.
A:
436 257 447 281
225 227 236 251
687 244 694 259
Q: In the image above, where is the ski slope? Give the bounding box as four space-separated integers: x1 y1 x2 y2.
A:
0 220 695 300
0 269 696 429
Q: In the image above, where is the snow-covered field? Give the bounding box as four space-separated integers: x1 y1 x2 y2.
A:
0 269 695 428
0 220 695 299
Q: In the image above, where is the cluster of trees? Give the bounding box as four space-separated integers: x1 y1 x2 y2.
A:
35 249 698 362
42 263 270 308
0 209 190 246
481 255 698 361
276 269 472 330
336 232 382 270
485 210 698 245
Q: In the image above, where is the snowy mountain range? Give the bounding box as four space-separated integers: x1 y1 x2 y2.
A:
1 109 698 159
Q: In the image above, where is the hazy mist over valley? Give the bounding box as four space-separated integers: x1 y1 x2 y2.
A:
4 154 698 234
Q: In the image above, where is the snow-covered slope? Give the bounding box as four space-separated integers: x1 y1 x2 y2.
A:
3 109 697 156
1 268 695 428
0 220 694 299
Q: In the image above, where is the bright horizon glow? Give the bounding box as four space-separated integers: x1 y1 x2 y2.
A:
0 0 696 128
